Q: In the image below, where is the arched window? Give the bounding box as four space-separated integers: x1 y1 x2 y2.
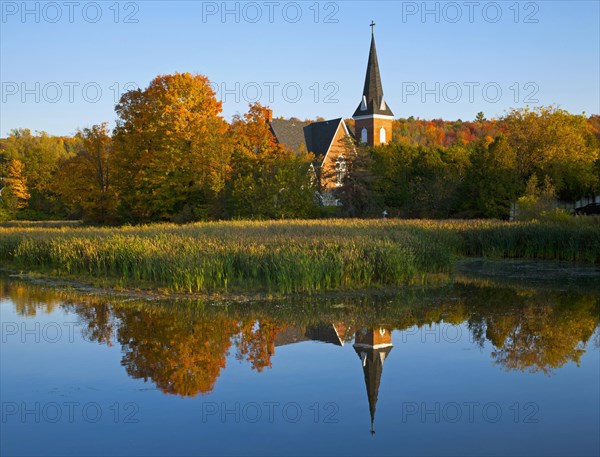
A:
361 128 367 143
380 127 386 144
335 156 346 186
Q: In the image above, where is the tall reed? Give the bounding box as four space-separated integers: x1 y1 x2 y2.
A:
1 219 597 294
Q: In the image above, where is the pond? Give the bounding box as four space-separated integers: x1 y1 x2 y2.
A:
1 261 599 456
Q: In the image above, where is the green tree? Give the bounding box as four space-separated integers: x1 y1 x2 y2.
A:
461 135 521 218
332 140 381 217
403 146 469 218
370 143 419 212
516 174 568 221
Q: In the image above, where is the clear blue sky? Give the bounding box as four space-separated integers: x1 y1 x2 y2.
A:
1 0 599 136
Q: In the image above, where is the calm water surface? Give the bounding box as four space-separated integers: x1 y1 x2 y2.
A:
1 262 599 456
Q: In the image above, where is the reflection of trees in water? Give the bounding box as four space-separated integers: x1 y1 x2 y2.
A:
234 320 283 373
0 277 61 316
115 308 238 396
465 288 599 374
69 301 116 346
489 298 598 374
3 277 599 395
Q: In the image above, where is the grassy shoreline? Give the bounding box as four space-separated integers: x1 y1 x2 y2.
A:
1 219 598 295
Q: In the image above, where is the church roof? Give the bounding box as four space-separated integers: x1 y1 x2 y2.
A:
352 32 394 118
268 118 312 154
304 118 344 158
268 117 346 161
304 323 346 346
274 326 310 347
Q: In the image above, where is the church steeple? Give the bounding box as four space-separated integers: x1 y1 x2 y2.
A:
352 23 394 147
353 328 393 434
353 26 394 118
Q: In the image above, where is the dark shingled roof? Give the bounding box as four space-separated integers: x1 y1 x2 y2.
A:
304 323 345 346
274 324 346 348
352 33 394 118
269 117 345 161
274 326 309 347
304 118 343 158
268 118 311 154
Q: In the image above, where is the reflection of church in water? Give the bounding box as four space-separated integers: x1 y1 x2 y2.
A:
275 324 392 434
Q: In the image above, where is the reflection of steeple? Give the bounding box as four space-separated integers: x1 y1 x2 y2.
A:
353 328 393 434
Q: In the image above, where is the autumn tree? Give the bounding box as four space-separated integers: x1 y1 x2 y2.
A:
112 73 229 222
226 103 317 219
54 123 118 224
392 118 498 149
2 159 30 211
1 129 76 214
362 141 472 218
503 106 599 200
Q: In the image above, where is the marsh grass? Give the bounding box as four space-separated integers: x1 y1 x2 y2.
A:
0 219 598 294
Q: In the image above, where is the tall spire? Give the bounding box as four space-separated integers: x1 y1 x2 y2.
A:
353 24 394 118
353 328 393 434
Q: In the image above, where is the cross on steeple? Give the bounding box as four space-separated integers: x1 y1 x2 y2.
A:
353 21 394 146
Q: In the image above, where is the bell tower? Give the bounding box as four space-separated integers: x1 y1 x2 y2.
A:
353 21 394 147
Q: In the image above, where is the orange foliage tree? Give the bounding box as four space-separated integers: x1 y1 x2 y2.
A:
54 123 118 223
113 73 229 222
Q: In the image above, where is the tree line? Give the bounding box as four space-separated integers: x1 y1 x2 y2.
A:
1 72 599 223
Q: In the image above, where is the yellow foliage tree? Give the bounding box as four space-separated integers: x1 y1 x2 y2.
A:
504 106 599 200
3 159 30 210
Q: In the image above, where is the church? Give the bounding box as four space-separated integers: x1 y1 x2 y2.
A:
267 25 394 205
